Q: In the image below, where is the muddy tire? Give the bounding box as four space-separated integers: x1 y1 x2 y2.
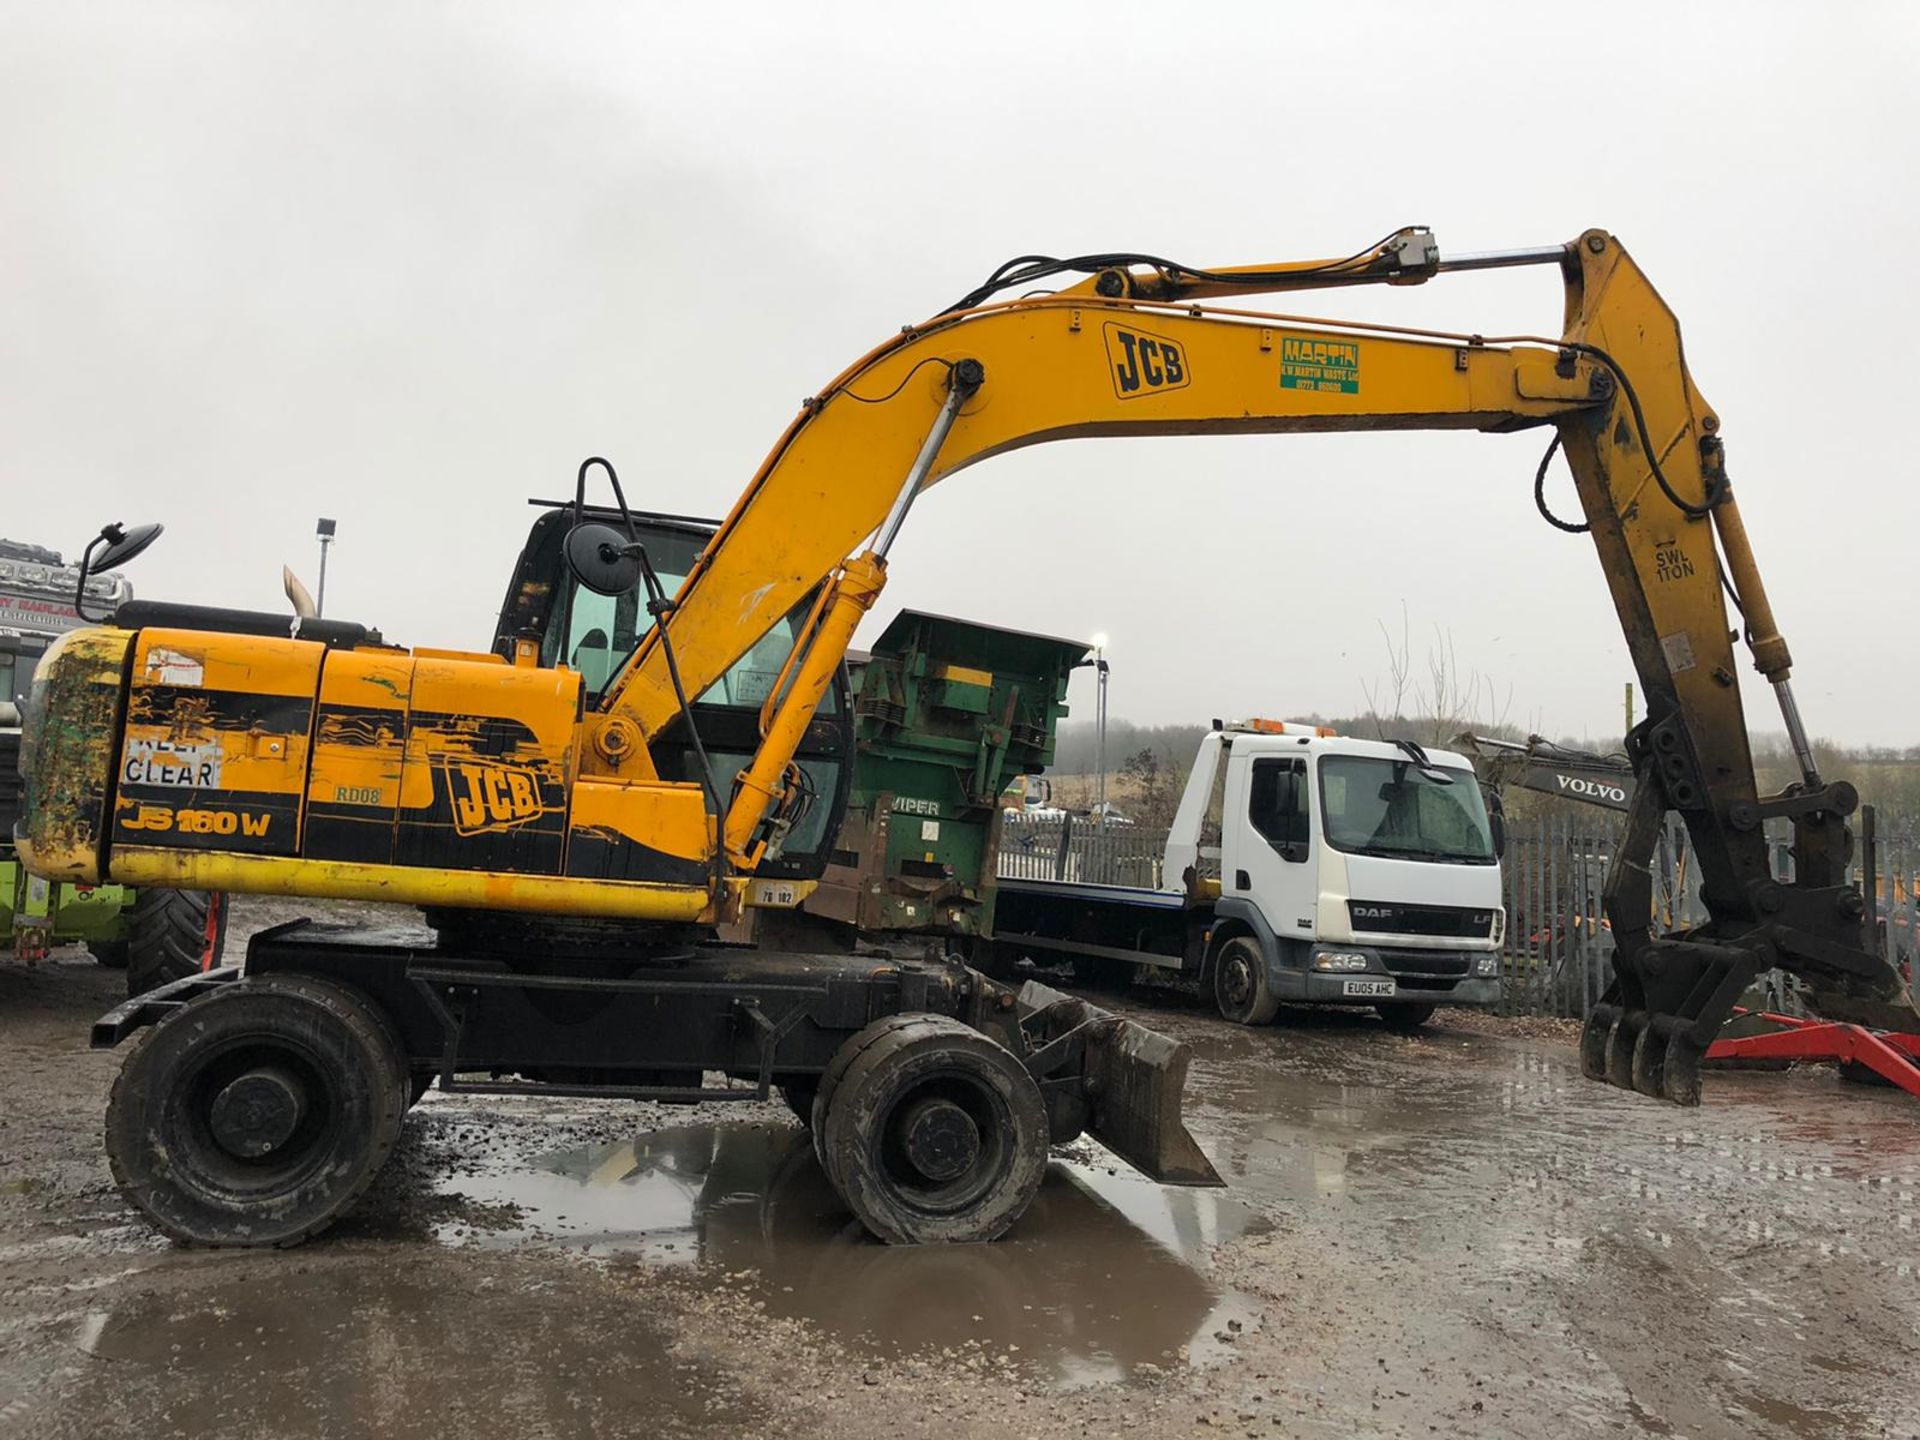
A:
105 973 408 1247
820 1015 1048 1245
126 888 228 997
1377 1002 1437 1032
811 1015 930 1188
1211 936 1279 1026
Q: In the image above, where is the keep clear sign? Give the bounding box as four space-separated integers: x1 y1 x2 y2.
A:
123 737 222 789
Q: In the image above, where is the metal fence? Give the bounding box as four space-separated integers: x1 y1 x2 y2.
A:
995 807 1920 1020
997 814 1170 889
1497 811 1920 1019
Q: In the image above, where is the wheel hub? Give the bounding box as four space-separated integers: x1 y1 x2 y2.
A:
896 1096 981 1183
1221 956 1253 1007
209 1066 308 1158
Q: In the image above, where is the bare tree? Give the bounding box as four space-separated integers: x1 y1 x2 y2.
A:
1360 604 1512 744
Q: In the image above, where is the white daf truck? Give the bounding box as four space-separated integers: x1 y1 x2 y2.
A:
991 721 1506 1028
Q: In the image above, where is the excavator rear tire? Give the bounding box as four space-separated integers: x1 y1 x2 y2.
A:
126 888 227 998
105 973 408 1247
819 1015 1048 1245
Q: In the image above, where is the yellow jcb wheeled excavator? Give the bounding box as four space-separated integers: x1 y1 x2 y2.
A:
19 227 1915 1248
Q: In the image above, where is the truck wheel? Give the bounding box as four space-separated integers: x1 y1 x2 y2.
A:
820 1015 1048 1245
1212 937 1279 1026
105 974 408 1247
126 889 228 997
1377 1002 1437 1032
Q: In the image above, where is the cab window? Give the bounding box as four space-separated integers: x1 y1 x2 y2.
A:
1248 757 1309 851
547 560 836 714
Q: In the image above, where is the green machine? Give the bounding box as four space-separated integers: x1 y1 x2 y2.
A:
1 543 136 964
2 708 137 962
2 537 225 986
791 609 1088 947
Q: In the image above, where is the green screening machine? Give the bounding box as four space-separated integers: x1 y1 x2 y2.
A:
791 609 1088 948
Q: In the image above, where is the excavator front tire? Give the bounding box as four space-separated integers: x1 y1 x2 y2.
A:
105 974 407 1247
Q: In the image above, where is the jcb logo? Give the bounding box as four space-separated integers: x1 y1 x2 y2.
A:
439 759 547 836
1104 323 1190 399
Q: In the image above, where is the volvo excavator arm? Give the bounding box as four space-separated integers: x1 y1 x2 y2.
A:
21 228 1911 1108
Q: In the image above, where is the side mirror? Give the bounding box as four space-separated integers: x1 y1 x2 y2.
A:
75 521 164 620
563 522 642 597
91 521 164 575
1488 807 1508 860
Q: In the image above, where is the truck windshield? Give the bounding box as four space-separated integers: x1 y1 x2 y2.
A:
1317 755 1495 864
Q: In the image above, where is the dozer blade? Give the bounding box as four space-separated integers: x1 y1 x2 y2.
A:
1014 980 1223 1188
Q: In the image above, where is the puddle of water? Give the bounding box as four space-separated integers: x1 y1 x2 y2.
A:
82 1262 761 1438
437 1121 1266 1386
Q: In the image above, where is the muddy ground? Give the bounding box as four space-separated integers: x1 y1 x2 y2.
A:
2 900 1916 1439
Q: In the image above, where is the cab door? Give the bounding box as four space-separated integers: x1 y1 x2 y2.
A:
1223 749 1317 940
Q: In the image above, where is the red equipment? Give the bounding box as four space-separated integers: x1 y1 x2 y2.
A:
1706 1009 1920 1097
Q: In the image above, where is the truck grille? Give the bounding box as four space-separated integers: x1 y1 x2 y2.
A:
1379 952 1471 978
1348 900 1496 939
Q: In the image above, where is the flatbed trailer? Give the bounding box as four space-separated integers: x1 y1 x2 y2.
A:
93 921 1218 1246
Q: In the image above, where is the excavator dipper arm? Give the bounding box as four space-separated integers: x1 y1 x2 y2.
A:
597 228 1913 1101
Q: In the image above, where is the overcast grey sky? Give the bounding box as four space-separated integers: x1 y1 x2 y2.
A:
4 3 1915 747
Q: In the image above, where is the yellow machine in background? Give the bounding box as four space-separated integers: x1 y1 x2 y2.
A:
21 227 1913 1114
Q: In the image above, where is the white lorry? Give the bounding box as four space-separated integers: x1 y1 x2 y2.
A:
991 721 1506 1028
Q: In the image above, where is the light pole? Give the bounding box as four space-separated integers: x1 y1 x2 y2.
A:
1090 633 1110 828
315 518 337 618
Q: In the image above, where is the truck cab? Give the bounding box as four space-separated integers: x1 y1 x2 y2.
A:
991 720 1505 1028
1179 722 1504 1023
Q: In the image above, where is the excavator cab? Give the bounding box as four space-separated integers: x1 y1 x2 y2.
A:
492 503 855 885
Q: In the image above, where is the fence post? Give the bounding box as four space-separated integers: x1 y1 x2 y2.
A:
1862 805 1879 955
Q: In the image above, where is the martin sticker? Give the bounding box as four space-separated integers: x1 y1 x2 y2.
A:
1280 337 1360 395
1104 323 1191 399
122 737 221 789
437 758 549 836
